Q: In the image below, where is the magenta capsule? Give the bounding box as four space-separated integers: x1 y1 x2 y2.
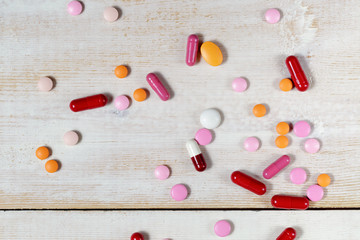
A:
263 155 290 179
276 227 297 240
186 139 206 172
271 195 309 210
231 171 266 195
146 73 170 101
70 94 107 112
285 55 309 91
186 34 199 66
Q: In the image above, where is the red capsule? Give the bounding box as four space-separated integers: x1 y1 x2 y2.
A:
70 94 107 112
276 227 297 240
271 195 309 210
285 56 309 91
186 34 199 66
231 171 266 195
131 232 144 240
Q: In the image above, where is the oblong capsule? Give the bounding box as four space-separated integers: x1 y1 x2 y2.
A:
186 34 199 66
231 171 266 195
271 195 309 210
146 73 170 101
186 139 206 172
276 228 296 240
70 94 107 112
263 155 290 179
285 55 309 91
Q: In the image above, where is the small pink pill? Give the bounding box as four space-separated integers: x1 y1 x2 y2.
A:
307 184 324 201
304 138 320 153
154 165 170 180
146 73 170 101
244 137 260 152
67 1 83 16
171 184 188 201
293 121 311 138
63 130 79 145
214 220 232 237
114 95 130 110
38 77 54 91
195 128 213 146
232 77 248 92
290 168 307 185
104 7 119 22
265 8 281 24
263 155 290 179
186 34 199 66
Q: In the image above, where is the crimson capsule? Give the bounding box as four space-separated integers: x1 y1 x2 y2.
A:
186 34 199 66
70 94 107 112
231 171 266 195
186 139 206 172
271 195 309 210
285 56 309 92
131 232 144 240
276 227 297 240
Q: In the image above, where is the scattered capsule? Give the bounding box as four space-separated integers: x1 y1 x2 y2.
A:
276 227 296 240
285 56 309 91
130 232 144 240
146 73 170 101
231 171 266 195
263 155 290 179
186 34 199 66
186 139 207 172
70 94 107 112
200 41 223 66
271 195 309 210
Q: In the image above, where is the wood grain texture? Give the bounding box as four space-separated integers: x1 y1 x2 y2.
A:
0 0 360 209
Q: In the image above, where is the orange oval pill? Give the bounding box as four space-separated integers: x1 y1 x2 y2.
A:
317 174 331 187
45 160 59 173
133 88 147 102
279 78 294 92
253 104 267 117
276 122 290 135
114 65 128 78
36 146 50 160
275 135 289 148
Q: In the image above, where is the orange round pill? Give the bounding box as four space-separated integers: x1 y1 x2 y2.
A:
114 65 128 78
36 146 50 160
253 104 266 117
279 78 294 92
317 174 331 187
276 122 290 135
133 88 147 102
275 135 289 148
45 160 59 173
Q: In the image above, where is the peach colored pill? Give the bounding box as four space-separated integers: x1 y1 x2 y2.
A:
275 135 289 148
104 7 119 22
317 174 331 187
253 104 266 117
200 41 223 66
38 77 54 91
279 78 294 92
133 89 147 102
36 146 50 160
114 65 128 78
45 160 59 173
276 122 290 135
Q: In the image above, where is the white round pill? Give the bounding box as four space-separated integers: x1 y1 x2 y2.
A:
63 131 79 145
200 108 222 129
38 77 54 91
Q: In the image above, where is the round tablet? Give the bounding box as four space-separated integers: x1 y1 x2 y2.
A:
317 174 331 187
36 146 50 160
214 220 232 237
131 232 144 240
290 168 307 185
114 65 128 78
133 88 147 102
293 121 311 137
67 0 83 16
154 165 170 180
276 122 290 135
63 131 79 145
45 160 59 173
279 78 293 92
232 77 248 92
275 135 289 148
171 184 188 201
200 108 221 129
114 95 130 110
244 137 260 152
38 77 54 91
104 7 119 22
253 104 266 117
265 8 281 24
307 184 324 201
304 138 320 153
195 128 213 145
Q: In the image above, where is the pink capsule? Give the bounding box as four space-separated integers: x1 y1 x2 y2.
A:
146 73 170 101
186 34 199 66
263 155 290 179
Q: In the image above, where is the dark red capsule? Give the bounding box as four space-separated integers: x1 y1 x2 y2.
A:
231 171 266 195
271 195 309 210
131 232 144 240
285 55 309 92
276 227 297 240
70 94 107 112
186 139 206 172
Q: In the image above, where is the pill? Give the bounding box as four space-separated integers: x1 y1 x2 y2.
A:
243 137 260 152
70 94 108 112
265 8 281 24
307 184 324 201
317 174 331 187
304 138 320 153
36 146 50 160
154 165 170 180
271 195 309 210
146 73 170 101
276 122 290 135
104 7 119 22
195 128 213 146
131 232 144 240
276 228 296 240
214 220 232 237
133 88 147 102
285 56 309 91
200 41 223 66
290 168 307 184
171 184 188 201
263 155 290 179
186 34 199 66
114 95 130 110
231 171 266 195
232 77 248 92
293 120 311 137
279 78 294 92
275 135 289 148
253 104 266 117
38 77 54 91
63 131 79 145
45 160 59 173
67 0 83 16
114 65 128 78
186 139 207 172
200 108 221 129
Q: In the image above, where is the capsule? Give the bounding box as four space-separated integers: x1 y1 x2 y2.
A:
263 155 290 179
285 56 309 91
276 228 296 240
146 73 170 101
231 171 266 195
186 139 206 172
271 195 309 210
70 94 107 112
186 34 199 66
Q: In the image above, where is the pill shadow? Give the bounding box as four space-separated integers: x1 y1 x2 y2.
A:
47 76 57 90
195 33 204 63
124 65 131 77
153 72 175 100
296 54 315 90
211 40 228 64
226 220 235 235
113 6 122 20
79 1 85 13
51 159 62 171
45 146 53 158
182 183 191 199
103 92 113 104
73 130 82 144
139 232 149 240
293 226 303 239
199 145 213 170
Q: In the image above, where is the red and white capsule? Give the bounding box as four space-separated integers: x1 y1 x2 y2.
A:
276 228 297 240
231 171 266 195
285 55 309 92
186 139 207 172
186 34 199 66
263 155 290 179
271 195 309 210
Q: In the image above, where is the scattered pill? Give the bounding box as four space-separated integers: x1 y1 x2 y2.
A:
195 128 213 146
265 8 281 24
63 131 79 145
104 7 119 22
171 184 188 201
304 138 320 153
253 104 266 117
146 73 170 101
36 146 50 160
276 228 296 240
131 232 144 240
133 88 147 102
154 165 170 180
114 65 128 78
290 168 307 185
67 0 83 16
271 195 309 210
114 95 130 110
186 34 199 66
276 122 290 135
232 77 248 92
45 160 59 173
307 184 324 201
293 120 311 137
38 77 54 92
263 155 290 179
70 94 108 112
214 220 232 237
186 139 207 172
200 108 221 129
317 174 331 187
243 137 260 152
279 78 294 92
275 135 289 148
200 41 223 66
286 56 309 91
231 171 267 195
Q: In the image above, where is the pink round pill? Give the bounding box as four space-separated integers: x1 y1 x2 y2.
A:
304 138 320 153
38 77 54 92
154 165 170 180
67 1 83 16
265 8 281 24
232 77 248 92
243 137 260 152
104 7 119 22
195 128 213 146
214 220 232 237
171 184 188 201
293 121 311 138
63 130 79 145
290 168 307 185
307 184 324 201
114 95 130 110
